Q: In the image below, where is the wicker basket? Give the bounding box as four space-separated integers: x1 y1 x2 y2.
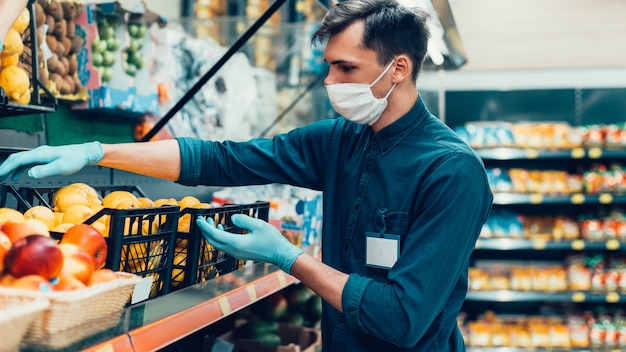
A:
0 272 140 341
0 294 50 352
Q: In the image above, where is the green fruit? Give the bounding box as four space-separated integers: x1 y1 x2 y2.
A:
284 284 314 312
98 25 115 40
281 311 305 326
127 51 144 69
234 320 278 339
106 36 121 51
92 38 108 54
124 63 138 77
256 333 282 346
100 67 113 82
102 51 116 67
128 38 143 52
92 52 103 67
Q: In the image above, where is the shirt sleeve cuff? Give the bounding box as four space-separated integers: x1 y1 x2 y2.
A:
175 137 202 185
342 273 372 330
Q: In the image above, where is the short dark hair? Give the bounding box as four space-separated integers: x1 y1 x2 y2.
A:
311 0 431 81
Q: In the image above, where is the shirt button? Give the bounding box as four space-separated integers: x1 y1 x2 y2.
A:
354 203 360 210
344 243 349 250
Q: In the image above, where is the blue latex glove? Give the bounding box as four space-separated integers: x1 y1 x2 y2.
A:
196 214 304 274
0 142 103 181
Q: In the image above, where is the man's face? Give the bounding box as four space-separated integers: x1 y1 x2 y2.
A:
323 21 391 98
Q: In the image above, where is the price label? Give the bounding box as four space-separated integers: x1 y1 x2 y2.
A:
606 239 620 250
571 148 585 159
532 239 547 250
218 296 232 315
588 148 602 159
599 193 613 204
571 240 585 251
526 149 539 159
571 292 586 302
246 285 257 301
571 194 585 204
530 194 543 204
276 271 287 286
95 345 114 352
606 292 619 303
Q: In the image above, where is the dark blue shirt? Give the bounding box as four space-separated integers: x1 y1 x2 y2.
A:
176 97 493 351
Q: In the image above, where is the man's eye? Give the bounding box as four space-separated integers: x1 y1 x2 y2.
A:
340 66 354 73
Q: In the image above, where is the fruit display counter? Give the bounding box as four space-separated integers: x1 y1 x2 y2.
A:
18 261 298 352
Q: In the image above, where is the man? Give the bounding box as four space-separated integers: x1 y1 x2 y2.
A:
0 1 492 350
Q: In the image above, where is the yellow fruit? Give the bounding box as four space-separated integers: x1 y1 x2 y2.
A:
1 28 24 57
23 206 55 230
102 191 139 209
62 204 95 225
91 221 107 236
11 8 30 34
52 223 75 233
171 246 187 288
177 214 191 233
137 197 155 208
179 196 200 209
14 90 30 105
53 211 64 227
197 203 213 209
1 54 19 68
154 198 178 207
0 208 24 225
69 183 101 204
0 65 29 101
52 185 90 212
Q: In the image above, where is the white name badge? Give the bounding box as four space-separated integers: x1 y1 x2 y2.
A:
366 232 400 269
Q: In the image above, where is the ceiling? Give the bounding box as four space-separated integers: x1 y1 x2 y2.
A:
448 0 626 71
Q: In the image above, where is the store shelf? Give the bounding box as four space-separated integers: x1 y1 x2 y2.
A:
492 192 626 205
465 290 626 303
475 147 626 161
76 262 298 352
475 238 626 251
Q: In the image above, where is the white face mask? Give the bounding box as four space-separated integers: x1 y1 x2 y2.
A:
325 59 397 125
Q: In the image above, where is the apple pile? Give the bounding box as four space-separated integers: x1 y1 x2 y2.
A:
0 217 116 292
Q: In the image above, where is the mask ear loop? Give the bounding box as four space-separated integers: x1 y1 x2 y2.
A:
369 59 397 88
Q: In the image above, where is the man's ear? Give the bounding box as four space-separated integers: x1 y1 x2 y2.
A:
392 55 412 83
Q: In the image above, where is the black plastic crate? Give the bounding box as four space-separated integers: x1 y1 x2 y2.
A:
171 201 270 290
10 184 179 299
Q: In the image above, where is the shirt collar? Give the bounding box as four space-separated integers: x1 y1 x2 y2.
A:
372 95 429 155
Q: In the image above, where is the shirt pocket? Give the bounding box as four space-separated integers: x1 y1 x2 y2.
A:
369 206 409 240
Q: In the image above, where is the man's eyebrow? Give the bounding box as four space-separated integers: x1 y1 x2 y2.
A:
326 59 354 65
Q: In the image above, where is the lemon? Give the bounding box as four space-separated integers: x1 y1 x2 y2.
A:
1 28 24 57
0 65 30 101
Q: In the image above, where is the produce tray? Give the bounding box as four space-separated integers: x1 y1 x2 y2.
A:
0 272 140 343
7 185 180 299
0 293 49 352
171 201 270 290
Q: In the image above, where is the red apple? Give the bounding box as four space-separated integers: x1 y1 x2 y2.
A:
59 243 95 284
53 272 87 291
2 219 50 243
0 231 11 272
88 268 118 286
10 274 54 292
4 234 63 279
60 224 108 269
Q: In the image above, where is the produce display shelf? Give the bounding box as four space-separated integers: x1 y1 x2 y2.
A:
465 290 626 303
467 348 623 352
75 262 298 352
475 238 626 251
